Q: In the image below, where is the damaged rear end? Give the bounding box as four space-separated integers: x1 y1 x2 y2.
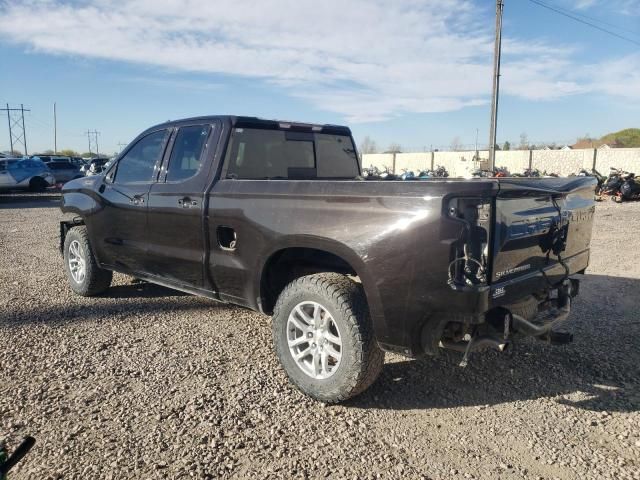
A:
433 176 596 365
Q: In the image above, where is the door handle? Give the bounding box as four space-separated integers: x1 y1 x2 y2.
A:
178 197 197 208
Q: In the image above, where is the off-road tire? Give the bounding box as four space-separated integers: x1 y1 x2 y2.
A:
63 226 112 296
272 273 384 403
28 176 47 192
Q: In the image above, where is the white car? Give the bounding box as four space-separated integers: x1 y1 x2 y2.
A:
0 158 56 191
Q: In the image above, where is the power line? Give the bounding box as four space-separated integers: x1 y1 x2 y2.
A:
550 3 640 38
527 0 640 47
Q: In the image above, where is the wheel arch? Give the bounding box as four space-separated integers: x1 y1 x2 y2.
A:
59 218 86 255
256 240 383 328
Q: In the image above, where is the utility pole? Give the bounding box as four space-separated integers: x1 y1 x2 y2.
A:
54 102 57 154
117 142 127 154
488 0 504 171
1 103 31 155
86 130 100 157
86 130 92 156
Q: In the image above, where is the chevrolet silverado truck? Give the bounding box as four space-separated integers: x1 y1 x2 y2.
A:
59 116 596 402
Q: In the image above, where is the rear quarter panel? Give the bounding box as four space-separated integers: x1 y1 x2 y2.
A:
208 179 498 353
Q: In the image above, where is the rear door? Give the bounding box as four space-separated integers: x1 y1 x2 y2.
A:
492 177 596 285
146 123 216 287
90 128 170 272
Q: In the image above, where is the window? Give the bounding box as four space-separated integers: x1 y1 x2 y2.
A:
48 162 73 170
166 125 209 182
114 130 167 183
315 134 358 178
224 128 358 180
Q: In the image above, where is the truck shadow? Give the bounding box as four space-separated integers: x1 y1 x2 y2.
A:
103 281 189 299
351 273 640 414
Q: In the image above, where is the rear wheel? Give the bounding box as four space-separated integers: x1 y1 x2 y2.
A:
272 273 384 403
28 176 47 192
64 226 112 296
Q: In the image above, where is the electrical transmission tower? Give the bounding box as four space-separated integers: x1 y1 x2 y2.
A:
86 130 101 156
1 104 30 155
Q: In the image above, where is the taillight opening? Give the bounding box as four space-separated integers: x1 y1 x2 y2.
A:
447 197 491 288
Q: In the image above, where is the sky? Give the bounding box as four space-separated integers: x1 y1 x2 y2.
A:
0 0 638 155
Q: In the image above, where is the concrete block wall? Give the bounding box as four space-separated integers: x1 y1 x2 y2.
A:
594 148 640 174
531 149 593 176
362 148 640 177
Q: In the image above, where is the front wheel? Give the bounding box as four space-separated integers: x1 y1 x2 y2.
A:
28 176 47 192
63 226 112 296
272 273 384 403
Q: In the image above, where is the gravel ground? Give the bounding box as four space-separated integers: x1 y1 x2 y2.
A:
1 193 639 480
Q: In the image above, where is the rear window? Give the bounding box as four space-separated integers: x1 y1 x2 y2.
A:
224 128 358 180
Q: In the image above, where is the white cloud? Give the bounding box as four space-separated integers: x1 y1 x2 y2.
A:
0 0 637 122
570 0 640 14
573 0 599 9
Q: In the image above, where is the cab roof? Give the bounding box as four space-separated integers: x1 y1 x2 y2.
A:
145 115 351 136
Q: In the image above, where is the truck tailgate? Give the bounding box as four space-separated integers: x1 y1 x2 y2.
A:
492 177 596 284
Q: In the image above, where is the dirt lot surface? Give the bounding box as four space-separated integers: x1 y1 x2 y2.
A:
1 193 639 479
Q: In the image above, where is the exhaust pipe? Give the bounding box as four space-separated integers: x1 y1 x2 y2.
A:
440 335 509 367
439 335 508 353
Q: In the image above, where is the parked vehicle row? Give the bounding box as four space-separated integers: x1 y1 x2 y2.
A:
0 158 56 191
593 167 640 202
362 165 450 180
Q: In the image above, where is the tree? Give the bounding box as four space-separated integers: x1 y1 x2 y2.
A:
41 149 55 155
503 141 511 151
386 143 402 154
359 136 378 154
600 128 640 148
518 133 529 150
59 149 79 157
81 152 98 158
450 136 462 151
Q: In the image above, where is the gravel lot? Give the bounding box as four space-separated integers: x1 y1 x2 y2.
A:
1 193 639 480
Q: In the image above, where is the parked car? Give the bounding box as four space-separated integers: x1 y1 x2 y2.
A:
59 115 596 403
46 160 83 183
81 157 111 176
70 156 88 168
0 158 56 191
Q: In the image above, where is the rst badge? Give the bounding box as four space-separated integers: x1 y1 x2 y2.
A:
492 286 506 299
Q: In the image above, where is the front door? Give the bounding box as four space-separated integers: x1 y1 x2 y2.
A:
0 161 14 188
90 129 169 273
146 123 215 288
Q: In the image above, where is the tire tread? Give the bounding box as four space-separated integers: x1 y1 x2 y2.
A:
272 273 384 403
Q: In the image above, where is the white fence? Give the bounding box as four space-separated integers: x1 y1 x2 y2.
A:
362 148 640 177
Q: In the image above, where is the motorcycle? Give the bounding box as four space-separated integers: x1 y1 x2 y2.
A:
399 168 416 181
615 172 640 202
574 168 606 197
599 167 625 199
432 165 449 178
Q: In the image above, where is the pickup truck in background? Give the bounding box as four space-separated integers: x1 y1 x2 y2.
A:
59 116 596 402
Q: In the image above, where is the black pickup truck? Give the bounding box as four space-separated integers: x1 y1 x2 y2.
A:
59 116 596 402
